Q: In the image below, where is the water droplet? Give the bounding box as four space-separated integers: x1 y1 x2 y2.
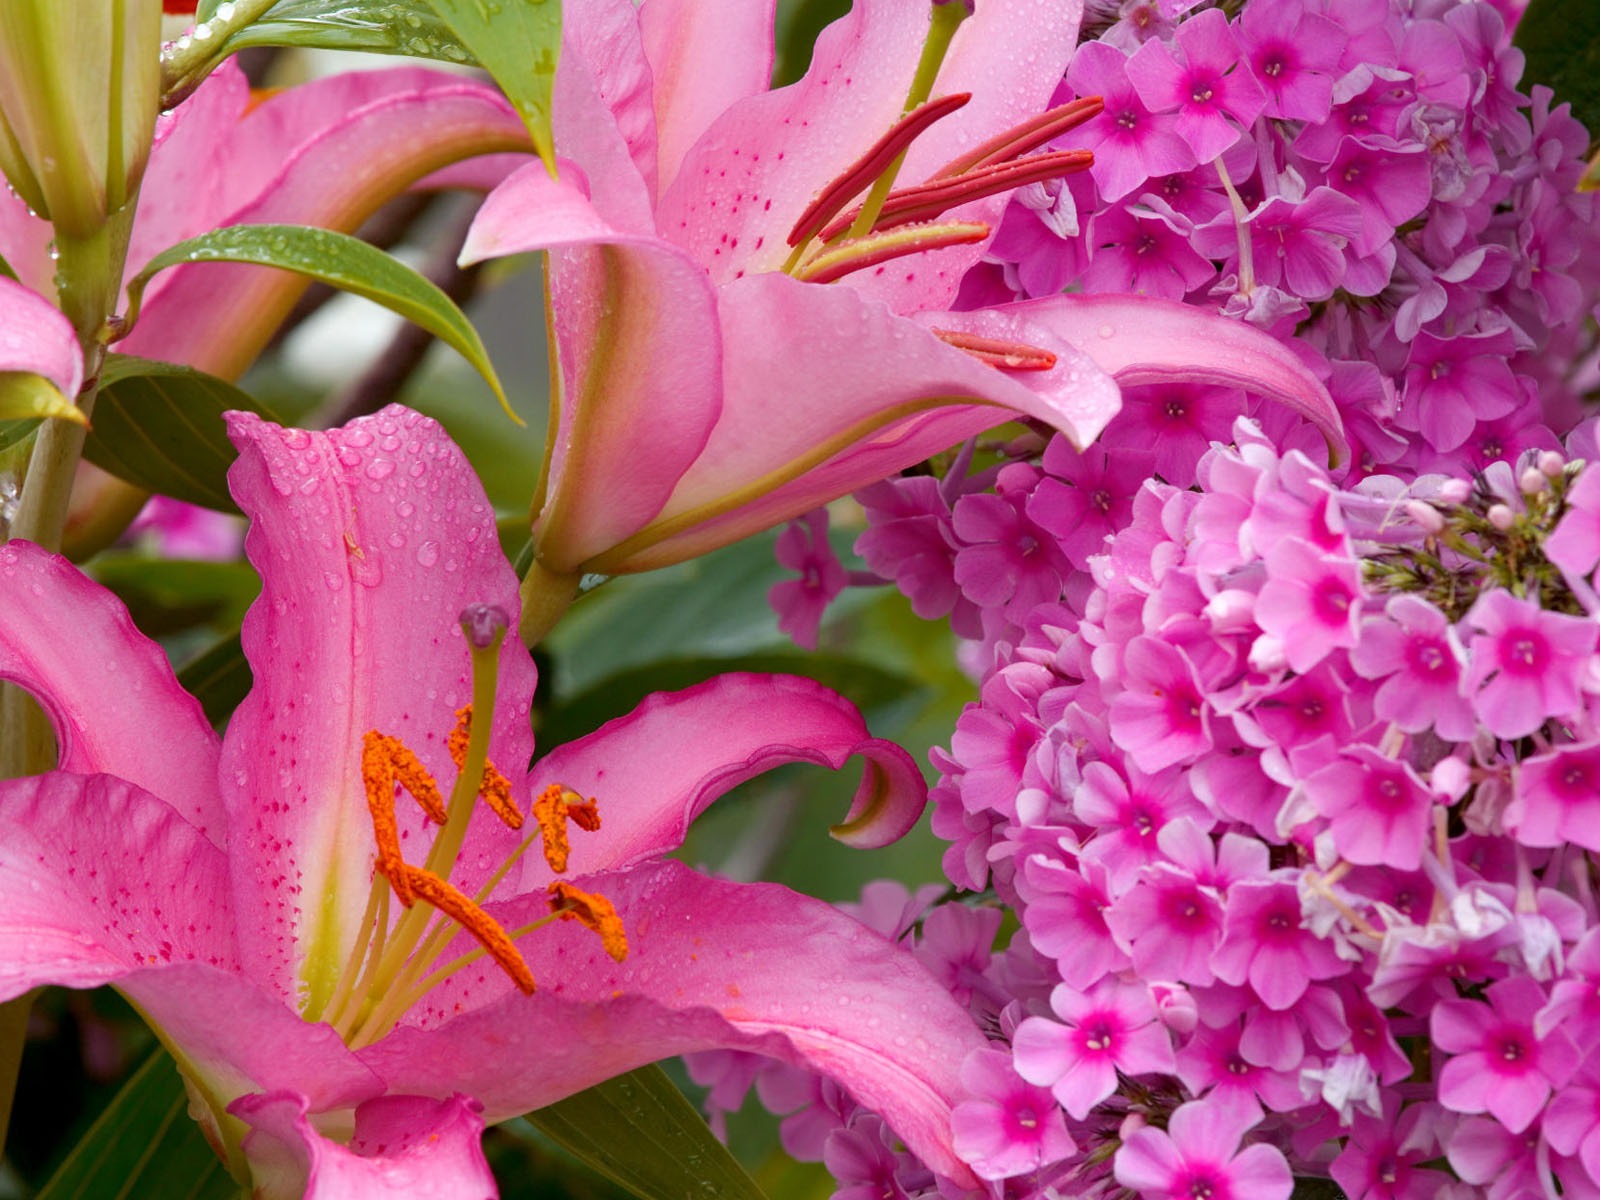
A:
365 459 395 481
416 541 440 567
323 571 345 592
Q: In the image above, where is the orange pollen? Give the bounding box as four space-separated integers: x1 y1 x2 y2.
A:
392 863 537 994
532 784 603 873
448 705 522 830
549 882 629 963
930 328 1058 371
361 730 450 906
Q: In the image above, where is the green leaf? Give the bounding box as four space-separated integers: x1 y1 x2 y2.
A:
0 418 40 452
124 224 518 424
205 0 478 65
1515 0 1600 146
525 1065 772 1200
85 356 276 512
177 632 253 727
0 371 87 425
36 1048 240 1200
422 0 561 173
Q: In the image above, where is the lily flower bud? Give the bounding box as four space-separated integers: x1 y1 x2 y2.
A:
0 0 163 237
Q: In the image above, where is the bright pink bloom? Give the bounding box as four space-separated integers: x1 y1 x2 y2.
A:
1066 40 1197 203
1124 8 1267 162
950 1048 1075 1180
1235 0 1348 122
769 507 848 649
1329 1099 1451 1200
1211 878 1349 1009
1030 439 1156 568
1432 977 1578 1133
1104 862 1224 986
1108 636 1213 772
1507 740 1600 851
1012 978 1176 1119
1254 536 1363 673
462 0 1341 577
1348 594 1475 741
1114 1099 1292 1200
1302 746 1435 871
0 406 988 1196
1462 588 1597 738
1172 1019 1306 1127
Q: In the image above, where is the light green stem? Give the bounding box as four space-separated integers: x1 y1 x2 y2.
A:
518 557 582 647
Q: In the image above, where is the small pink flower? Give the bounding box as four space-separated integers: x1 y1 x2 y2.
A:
1506 740 1600 851
1462 588 1597 738
951 1048 1075 1181
1211 878 1349 1010
1254 537 1364 673
1348 594 1475 741
1302 746 1435 871
769 507 848 650
1013 979 1176 1118
1108 636 1213 772
1114 1099 1291 1200
1432 976 1578 1133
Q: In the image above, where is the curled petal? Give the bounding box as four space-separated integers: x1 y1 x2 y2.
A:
0 277 82 399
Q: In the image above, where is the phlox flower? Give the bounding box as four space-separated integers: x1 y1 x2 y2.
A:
1506 740 1600 851
1108 635 1213 772
1171 1019 1306 1127
1329 1099 1452 1200
769 507 848 649
1075 761 1212 890
1079 199 1217 301
1302 745 1435 871
1545 1062 1600 1191
0 406 989 1196
950 1047 1076 1180
1211 878 1350 1010
1030 439 1157 570
1348 594 1475 741
1098 382 1246 490
1113 1098 1292 1200
1013 978 1176 1119
1253 536 1363 674
1462 588 1597 739
1104 861 1224 986
1066 40 1198 203
1432 977 1578 1134
1124 8 1266 163
1234 0 1348 122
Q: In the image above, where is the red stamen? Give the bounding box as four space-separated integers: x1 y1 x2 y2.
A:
931 328 1058 371
819 149 1093 241
787 92 972 248
930 95 1104 179
795 221 989 284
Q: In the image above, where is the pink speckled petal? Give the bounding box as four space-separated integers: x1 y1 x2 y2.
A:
461 163 722 572
518 673 925 887
0 772 235 999
220 405 536 1011
119 70 529 379
363 860 986 1189
235 1092 494 1200
0 276 83 399
596 271 1119 571
1013 293 1347 462
640 0 775 198
0 542 222 841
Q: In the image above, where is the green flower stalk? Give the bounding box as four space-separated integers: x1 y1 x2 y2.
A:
0 0 162 238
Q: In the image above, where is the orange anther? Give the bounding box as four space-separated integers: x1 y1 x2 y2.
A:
532 785 603 873
362 732 415 905
930 328 1058 371
549 882 629 963
448 706 523 830
401 864 537 994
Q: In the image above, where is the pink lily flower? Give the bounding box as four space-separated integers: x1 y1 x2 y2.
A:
0 60 530 381
462 0 1343 599
0 405 988 1197
0 275 83 410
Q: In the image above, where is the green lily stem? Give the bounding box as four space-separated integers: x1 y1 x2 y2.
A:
158 0 280 107
846 0 969 239
519 557 582 647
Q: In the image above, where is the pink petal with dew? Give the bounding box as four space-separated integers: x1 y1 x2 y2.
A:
595 271 1120 572
0 772 236 1000
1011 293 1346 463
120 71 530 379
640 0 776 198
460 163 723 572
558 0 661 205
363 860 986 1189
0 542 222 841
235 1091 495 1200
516 672 926 889
220 406 536 1008
0 276 83 398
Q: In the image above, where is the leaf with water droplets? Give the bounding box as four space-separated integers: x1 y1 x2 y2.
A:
124 223 518 425
204 0 479 67
85 355 279 512
421 0 561 174
524 1065 773 1200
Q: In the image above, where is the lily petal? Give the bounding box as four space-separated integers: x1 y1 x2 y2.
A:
0 276 82 398
516 673 925 887
461 163 723 572
119 69 531 379
1015 293 1348 462
235 1091 495 1200
0 541 223 840
591 270 1120 571
220 406 537 1011
364 860 986 1189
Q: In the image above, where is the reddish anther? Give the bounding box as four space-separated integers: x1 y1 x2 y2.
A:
795 221 990 284
786 92 973 247
931 328 1058 371
930 95 1105 179
819 149 1094 241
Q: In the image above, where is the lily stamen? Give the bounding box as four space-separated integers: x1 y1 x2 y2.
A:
386 862 537 995
448 706 523 829
793 220 989 284
549 882 630 963
930 94 1104 179
930 328 1058 371
361 730 449 906
532 783 602 873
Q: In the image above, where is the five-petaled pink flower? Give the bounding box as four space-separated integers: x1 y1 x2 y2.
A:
0 406 989 1198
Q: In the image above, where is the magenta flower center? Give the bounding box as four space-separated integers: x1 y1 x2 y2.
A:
1404 635 1449 677
1503 629 1548 673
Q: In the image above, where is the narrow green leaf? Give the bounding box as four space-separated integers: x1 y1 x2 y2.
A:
526 1065 772 1200
423 0 561 173
0 249 18 282
1515 0 1600 145
207 0 478 65
0 418 40 452
0 371 86 425
176 632 253 727
36 1048 240 1200
85 356 276 512
124 224 518 424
